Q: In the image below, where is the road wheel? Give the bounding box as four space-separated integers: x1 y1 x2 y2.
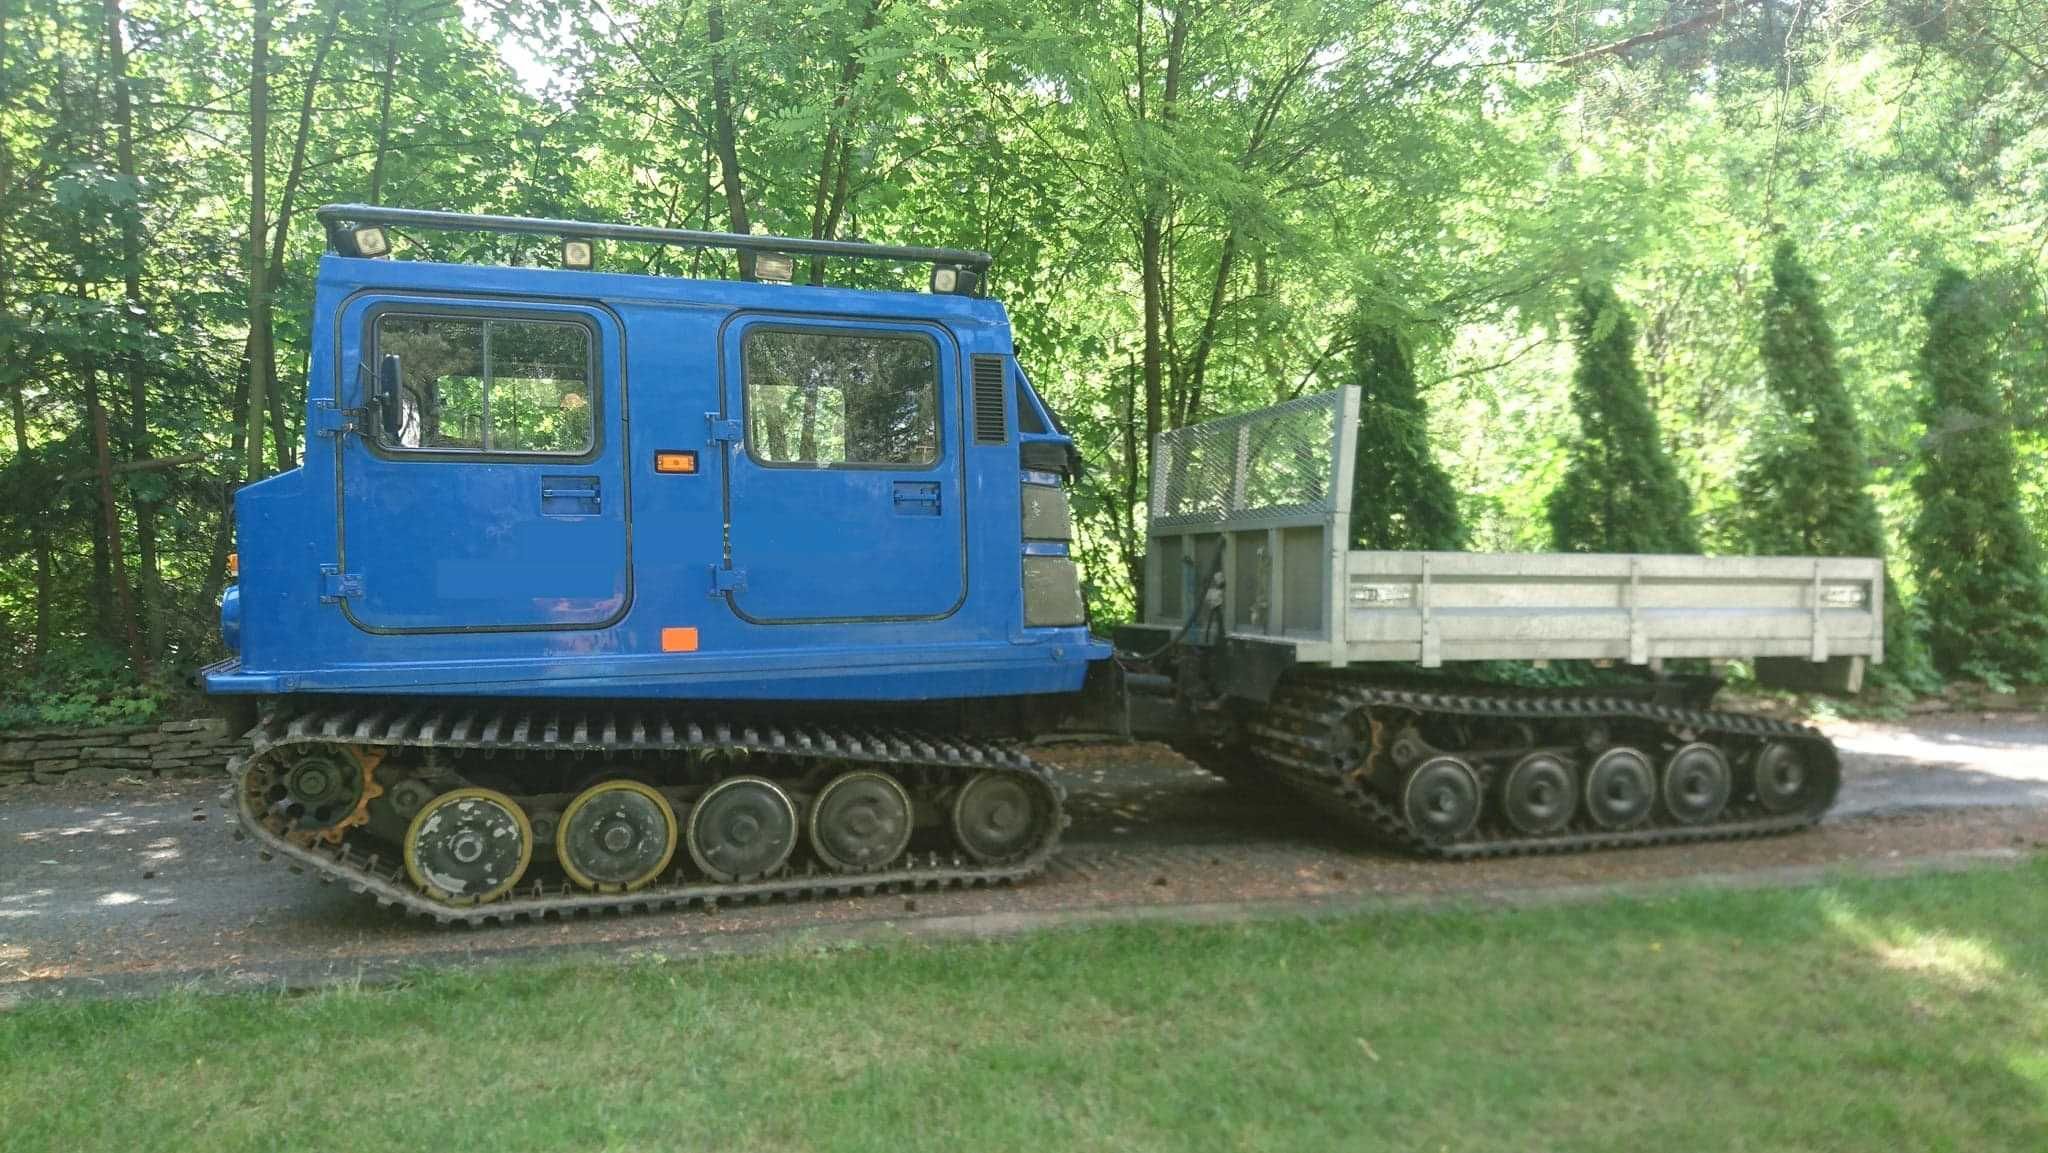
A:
1584 748 1655 830
686 776 798 883
1401 755 1482 841
403 788 532 905
809 770 914 873
558 779 677 892
1662 743 1732 825
1500 752 1576 835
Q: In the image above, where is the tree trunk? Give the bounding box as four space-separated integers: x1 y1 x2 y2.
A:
368 0 399 205
105 0 161 663
201 357 251 612
706 0 753 279
1135 2 1187 485
249 0 343 477
1 0 50 659
78 288 142 668
805 0 881 285
246 0 270 482
1182 229 1237 425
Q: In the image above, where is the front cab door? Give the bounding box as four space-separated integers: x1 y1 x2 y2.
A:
720 316 965 623
334 296 630 632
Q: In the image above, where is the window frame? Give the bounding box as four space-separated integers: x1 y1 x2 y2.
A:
363 303 604 465
740 323 944 472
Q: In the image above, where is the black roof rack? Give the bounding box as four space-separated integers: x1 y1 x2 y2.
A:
315 204 993 275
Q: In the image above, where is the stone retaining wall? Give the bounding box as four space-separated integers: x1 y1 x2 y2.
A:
0 718 238 786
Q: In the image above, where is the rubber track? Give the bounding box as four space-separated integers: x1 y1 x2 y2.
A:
1246 681 1841 859
230 703 1065 925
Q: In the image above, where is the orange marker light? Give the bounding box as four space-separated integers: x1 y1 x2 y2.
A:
227 552 239 578
660 627 700 653
654 450 698 474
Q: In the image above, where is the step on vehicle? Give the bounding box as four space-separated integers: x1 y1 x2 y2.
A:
203 205 1881 922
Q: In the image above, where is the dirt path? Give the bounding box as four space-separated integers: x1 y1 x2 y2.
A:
3 711 2043 1003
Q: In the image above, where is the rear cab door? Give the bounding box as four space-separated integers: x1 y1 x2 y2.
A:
717 314 965 623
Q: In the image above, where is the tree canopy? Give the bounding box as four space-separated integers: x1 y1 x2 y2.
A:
3 0 2046 717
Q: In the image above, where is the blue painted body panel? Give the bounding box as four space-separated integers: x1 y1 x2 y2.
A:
206 254 1108 701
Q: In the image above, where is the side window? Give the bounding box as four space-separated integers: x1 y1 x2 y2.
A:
744 328 938 466
374 313 594 454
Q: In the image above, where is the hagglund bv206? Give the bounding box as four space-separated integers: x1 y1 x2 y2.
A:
203 205 1883 923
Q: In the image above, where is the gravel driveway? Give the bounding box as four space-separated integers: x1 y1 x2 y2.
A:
3 710 2043 1002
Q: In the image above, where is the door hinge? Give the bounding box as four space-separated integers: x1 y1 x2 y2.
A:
310 399 364 437
710 566 747 597
320 564 364 603
705 413 743 443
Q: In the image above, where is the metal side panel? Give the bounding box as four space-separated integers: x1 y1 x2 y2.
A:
1337 550 1885 667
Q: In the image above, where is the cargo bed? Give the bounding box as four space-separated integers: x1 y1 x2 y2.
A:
1140 388 1883 683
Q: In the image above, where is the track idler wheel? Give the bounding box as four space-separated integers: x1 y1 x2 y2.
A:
1500 752 1576 835
809 770 914 873
558 780 678 892
1662 743 1732 825
1584 748 1655 829
951 771 1050 865
1401 755 1482 841
1751 741 1816 814
687 776 798 883
403 788 533 905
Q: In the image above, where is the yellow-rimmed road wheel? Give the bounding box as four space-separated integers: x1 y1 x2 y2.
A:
403 788 533 906
557 779 678 893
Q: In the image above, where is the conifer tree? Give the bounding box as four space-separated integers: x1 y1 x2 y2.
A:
1349 320 1465 551
1547 284 1700 553
1742 240 1919 676
1908 270 2048 681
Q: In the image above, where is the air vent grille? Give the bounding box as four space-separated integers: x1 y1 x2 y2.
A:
972 355 1007 445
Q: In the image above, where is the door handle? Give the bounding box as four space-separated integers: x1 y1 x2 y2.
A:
541 475 602 516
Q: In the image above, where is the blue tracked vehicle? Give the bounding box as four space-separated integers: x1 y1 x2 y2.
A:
205 205 1882 922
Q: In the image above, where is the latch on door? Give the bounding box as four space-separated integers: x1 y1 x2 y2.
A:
541 475 601 516
891 481 941 516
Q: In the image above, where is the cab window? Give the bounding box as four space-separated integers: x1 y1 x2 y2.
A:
745 328 938 467
374 313 594 454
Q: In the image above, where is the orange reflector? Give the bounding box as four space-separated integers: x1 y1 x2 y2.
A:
654 450 698 474
660 627 700 653
227 552 239 578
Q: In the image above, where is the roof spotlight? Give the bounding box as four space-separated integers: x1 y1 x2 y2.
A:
930 265 980 296
753 252 795 283
561 238 594 270
347 225 389 258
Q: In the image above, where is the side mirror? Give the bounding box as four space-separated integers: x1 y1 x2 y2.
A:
378 354 403 441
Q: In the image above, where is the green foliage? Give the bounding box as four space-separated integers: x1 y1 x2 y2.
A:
1547 284 1700 554
1742 239 1930 686
2 0 2043 694
0 643 166 730
1348 319 1465 551
1908 270 2048 683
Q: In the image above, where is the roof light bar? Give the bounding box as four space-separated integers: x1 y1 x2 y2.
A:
316 205 992 286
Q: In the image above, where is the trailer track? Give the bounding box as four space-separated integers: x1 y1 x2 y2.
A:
1241 680 1840 858
231 701 1065 925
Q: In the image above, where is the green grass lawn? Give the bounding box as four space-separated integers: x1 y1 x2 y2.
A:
5 861 2047 1153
